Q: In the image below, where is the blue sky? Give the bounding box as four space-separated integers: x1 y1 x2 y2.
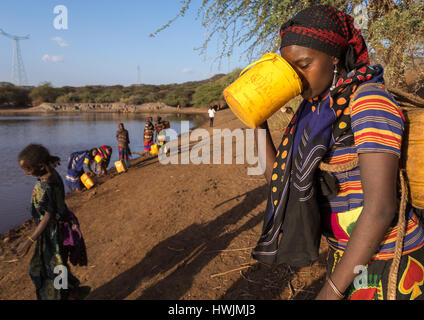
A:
0 1 250 87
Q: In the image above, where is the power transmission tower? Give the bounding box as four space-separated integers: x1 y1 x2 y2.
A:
137 65 141 84
0 28 30 86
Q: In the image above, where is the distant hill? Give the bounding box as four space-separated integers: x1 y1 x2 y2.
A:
0 72 238 109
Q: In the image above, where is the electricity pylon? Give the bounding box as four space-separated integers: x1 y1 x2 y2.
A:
0 28 30 86
137 65 141 84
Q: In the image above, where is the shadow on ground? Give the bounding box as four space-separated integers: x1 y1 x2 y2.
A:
88 184 268 299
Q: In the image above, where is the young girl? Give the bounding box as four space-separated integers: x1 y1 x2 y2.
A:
16 144 89 300
252 5 424 300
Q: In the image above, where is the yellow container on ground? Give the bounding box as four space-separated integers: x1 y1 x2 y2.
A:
115 160 127 173
150 144 159 155
80 173 94 190
223 52 302 129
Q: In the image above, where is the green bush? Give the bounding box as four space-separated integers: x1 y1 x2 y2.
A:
56 92 82 104
0 83 31 107
191 69 240 108
5 73 234 107
191 81 224 108
29 83 61 105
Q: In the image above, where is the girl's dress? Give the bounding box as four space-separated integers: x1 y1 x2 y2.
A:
29 173 84 300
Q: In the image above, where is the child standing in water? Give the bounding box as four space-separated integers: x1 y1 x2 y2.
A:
16 144 89 300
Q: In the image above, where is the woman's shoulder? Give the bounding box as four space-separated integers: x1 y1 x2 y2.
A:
350 82 404 122
350 82 404 157
351 83 399 108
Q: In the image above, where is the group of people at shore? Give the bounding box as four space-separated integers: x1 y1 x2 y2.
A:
66 117 168 193
13 116 168 300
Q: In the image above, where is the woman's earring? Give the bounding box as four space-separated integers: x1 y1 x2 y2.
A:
330 65 338 91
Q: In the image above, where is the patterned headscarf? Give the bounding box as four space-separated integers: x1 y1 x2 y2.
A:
280 5 369 71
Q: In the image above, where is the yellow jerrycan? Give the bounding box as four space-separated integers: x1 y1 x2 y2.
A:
114 160 127 173
80 173 95 190
150 144 159 156
223 52 302 129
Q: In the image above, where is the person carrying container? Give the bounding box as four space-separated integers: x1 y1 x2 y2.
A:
249 4 424 300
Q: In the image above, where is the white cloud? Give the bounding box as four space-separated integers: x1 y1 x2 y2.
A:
51 36 69 47
42 54 64 63
181 68 193 74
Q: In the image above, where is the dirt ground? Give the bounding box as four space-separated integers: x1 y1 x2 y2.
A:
0 108 328 300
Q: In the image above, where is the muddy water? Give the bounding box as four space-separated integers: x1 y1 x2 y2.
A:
0 112 203 234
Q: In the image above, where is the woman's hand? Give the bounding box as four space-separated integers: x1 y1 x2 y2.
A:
315 280 344 300
15 239 32 257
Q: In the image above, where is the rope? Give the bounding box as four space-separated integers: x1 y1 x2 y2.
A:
387 169 408 300
319 156 359 172
388 86 424 109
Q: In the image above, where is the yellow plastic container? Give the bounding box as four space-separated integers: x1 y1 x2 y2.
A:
223 52 302 129
80 173 94 190
115 160 127 173
150 144 159 155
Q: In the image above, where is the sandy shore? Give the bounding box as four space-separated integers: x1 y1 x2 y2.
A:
0 108 327 300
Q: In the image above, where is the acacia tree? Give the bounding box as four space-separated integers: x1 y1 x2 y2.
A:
151 0 424 91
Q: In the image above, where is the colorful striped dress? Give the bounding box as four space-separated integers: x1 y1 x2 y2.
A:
116 129 131 168
320 84 424 300
144 121 154 151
